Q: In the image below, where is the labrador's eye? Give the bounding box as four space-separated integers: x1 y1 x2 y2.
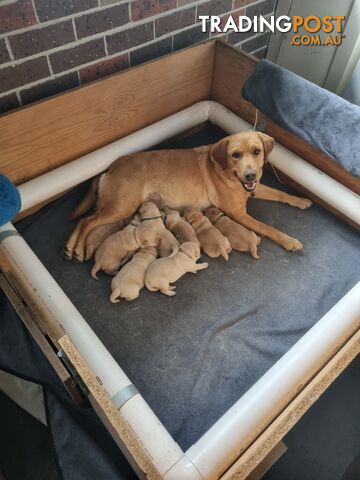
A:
254 148 261 155
232 152 241 159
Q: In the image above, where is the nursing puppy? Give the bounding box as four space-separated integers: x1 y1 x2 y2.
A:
110 246 157 303
138 201 178 256
183 207 231 261
85 219 125 260
145 241 208 296
204 207 261 259
159 228 179 258
91 224 159 279
163 207 200 246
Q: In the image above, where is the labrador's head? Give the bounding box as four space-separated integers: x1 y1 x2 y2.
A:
210 132 274 193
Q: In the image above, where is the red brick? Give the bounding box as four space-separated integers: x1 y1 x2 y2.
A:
246 0 275 17
0 93 20 114
239 31 270 52
107 22 153 54
75 4 129 39
233 0 257 8
9 21 75 60
197 0 233 17
131 0 176 22
0 1 37 34
20 71 80 104
0 57 49 94
211 8 245 36
155 7 195 37
130 37 172 66
0 39 11 64
33 0 98 22
79 54 129 84
173 24 209 51
50 38 106 74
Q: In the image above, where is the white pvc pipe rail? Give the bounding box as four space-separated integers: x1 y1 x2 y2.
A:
2 101 359 480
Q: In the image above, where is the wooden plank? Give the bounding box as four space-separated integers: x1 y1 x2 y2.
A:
245 441 287 480
211 41 259 127
0 266 66 348
0 41 215 185
59 334 163 480
211 41 360 195
220 329 360 480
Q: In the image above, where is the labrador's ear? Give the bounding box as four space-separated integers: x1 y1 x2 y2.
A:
210 139 228 170
257 133 274 162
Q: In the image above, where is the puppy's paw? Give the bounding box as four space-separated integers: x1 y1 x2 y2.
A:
283 237 303 252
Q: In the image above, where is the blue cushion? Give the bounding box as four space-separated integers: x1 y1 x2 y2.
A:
0 175 21 226
242 60 360 177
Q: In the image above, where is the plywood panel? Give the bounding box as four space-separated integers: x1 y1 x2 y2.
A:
211 41 360 195
0 41 215 185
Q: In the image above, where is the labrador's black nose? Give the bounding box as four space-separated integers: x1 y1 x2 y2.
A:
244 171 256 181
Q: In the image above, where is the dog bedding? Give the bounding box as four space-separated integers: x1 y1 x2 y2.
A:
242 59 360 177
1 126 359 479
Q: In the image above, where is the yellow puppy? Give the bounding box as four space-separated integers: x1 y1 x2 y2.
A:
110 246 157 303
144 242 208 296
163 207 200 246
139 201 166 236
183 206 231 261
85 220 125 260
159 227 179 258
204 207 261 259
91 223 159 279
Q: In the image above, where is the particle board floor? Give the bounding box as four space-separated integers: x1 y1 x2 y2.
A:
17 126 360 451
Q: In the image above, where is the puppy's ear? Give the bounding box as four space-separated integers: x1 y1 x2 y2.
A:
210 139 228 170
257 133 274 162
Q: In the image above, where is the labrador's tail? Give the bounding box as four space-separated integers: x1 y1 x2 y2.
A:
69 175 100 220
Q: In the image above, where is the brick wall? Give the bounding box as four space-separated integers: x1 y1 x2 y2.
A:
0 0 275 114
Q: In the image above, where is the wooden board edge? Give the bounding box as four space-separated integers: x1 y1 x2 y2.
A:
245 441 287 480
58 334 163 480
220 329 360 480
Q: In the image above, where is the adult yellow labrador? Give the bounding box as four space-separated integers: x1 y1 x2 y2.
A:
64 131 312 261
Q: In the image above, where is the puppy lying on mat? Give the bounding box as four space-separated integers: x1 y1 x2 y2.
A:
64 131 312 263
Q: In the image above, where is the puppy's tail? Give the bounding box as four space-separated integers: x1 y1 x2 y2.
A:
70 175 100 220
219 245 229 261
91 263 100 280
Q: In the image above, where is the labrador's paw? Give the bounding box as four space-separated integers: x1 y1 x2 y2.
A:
61 245 73 260
73 249 85 263
283 237 303 252
294 197 313 210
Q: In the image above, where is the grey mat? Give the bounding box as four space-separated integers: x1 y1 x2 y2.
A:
17 127 360 451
